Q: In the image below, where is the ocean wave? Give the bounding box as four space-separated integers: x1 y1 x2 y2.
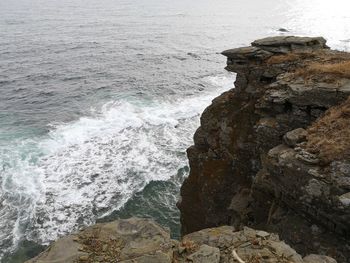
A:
0 73 235 258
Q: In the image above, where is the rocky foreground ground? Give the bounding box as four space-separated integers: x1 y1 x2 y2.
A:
26 218 335 263
26 36 350 262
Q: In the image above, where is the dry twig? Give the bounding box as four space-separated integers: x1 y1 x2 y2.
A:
232 249 246 263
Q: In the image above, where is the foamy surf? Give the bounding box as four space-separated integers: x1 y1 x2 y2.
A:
0 73 235 258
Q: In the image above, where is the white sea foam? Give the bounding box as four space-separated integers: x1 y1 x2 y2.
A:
0 73 235 257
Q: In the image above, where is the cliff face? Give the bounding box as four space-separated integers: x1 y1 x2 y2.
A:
178 36 350 261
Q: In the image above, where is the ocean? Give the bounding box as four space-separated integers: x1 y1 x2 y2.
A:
0 0 349 261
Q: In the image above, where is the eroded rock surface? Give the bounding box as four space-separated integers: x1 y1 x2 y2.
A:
26 218 174 263
25 218 333 263
178 36 350 262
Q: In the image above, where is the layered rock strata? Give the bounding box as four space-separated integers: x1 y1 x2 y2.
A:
25 218 335 263
178 36 350 262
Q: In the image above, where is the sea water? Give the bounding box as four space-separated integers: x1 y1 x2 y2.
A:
0 0 349 261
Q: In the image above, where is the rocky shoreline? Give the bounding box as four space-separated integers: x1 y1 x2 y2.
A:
25 36 349 262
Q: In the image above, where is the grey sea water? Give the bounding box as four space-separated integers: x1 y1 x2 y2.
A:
0 0 350 261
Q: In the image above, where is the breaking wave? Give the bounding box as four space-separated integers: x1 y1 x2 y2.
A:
0 74 235 258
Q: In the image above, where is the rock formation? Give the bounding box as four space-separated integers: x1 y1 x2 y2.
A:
178 36 350 262
25 217 335 263
25 36 349 263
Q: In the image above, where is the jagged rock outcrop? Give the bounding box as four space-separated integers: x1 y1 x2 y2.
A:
25 218 335 263
178 36 350 262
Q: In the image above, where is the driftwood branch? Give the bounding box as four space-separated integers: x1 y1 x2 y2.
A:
232 249 246 263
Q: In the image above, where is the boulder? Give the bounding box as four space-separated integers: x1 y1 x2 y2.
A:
283 128 307 147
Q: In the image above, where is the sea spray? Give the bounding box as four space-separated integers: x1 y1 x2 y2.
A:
0 74 235 258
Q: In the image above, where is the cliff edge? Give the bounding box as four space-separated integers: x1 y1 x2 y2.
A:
178 36 350 262
25 36 349 263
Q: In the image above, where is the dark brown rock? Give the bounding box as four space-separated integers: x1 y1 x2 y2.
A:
179 36 350 262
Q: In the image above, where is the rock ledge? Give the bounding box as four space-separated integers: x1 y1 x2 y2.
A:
26 218 335 263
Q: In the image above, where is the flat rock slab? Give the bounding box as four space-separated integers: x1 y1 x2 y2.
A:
252 36 327 48
221 46 272 60
251 36 328 53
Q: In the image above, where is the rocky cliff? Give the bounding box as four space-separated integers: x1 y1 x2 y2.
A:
25 36 349 263
25 218 335 263
178 36 350 262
